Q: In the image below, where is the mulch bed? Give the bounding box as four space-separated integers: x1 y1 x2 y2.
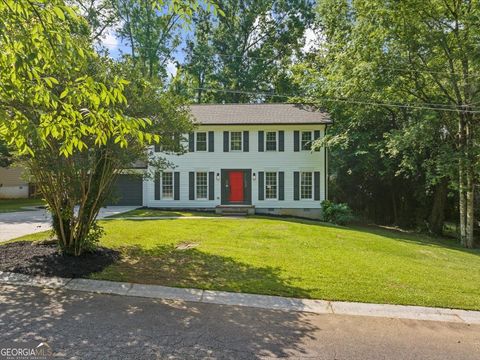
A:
0 241 120 278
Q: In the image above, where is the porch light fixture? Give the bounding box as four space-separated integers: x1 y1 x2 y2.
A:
216 173 220 181
253 173 256 181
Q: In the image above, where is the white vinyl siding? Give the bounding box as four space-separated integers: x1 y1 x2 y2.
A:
161 172 173 199
146 124 326 209
300 172 313 199
196 172 208 200
230 131 242 151
265 131 277 151
196 132 207 151
265 172 277 199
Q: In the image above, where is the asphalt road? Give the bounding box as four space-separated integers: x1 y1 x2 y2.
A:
0 284 479 360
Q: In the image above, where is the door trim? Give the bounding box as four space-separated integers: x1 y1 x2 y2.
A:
221 169 252 205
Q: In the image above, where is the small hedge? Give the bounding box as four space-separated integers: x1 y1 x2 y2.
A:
321 200 354 225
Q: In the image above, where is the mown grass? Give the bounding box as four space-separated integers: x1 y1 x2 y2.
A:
13 216 480 310
0 198 45 213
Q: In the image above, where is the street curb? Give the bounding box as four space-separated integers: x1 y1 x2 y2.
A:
1 271 479 325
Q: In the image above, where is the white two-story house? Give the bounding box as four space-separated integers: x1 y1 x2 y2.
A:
114 103 331 219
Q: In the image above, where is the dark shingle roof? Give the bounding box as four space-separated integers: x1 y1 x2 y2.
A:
189 103 331 125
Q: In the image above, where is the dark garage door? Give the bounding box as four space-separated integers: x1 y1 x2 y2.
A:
107 174 143 206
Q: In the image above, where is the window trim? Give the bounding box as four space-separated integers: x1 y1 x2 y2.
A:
265 131 277 152
161 172 174 200
301 131 314 151
265 171 278 200
196 131 207 152
300 171 314 200
195 171 209 200
229 131 243 152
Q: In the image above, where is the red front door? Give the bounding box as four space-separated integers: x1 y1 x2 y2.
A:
228 171 244 202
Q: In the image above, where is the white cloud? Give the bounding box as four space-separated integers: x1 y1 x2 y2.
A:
303 27 322 53
166 60 178 78
102 30 119 52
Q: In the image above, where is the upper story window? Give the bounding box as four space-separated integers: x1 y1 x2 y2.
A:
162 172 173 199
300 172 313 199
230 131 242 151
196 132 207 151
265 131 277 151
265 172 278 199
196 172 208 200
301 131 313 151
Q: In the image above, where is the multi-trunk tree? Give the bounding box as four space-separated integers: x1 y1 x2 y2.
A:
0 0 205 255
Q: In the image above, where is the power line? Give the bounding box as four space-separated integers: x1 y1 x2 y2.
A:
99 40 480 79
191 87 480 114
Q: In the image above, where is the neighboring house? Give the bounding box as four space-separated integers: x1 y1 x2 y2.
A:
113 103 331 218
0 166 30 198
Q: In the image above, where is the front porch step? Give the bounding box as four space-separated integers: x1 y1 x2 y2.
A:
215 205 255 216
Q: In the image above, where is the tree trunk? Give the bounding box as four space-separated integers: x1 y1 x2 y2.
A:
459 112 468 246
428 178 448 235
466 170 475 248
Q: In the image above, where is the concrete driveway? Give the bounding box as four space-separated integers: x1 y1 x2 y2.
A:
1 284 479 359
0 206 138 242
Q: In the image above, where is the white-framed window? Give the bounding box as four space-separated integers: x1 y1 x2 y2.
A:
196 132 207 151
300 172 313 199
230 131 242 151
265 172 278 199
196 172 208 200
265 131 277 151
301 131 313 151
162 172 173 199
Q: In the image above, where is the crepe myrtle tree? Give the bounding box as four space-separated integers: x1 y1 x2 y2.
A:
0 0 198 255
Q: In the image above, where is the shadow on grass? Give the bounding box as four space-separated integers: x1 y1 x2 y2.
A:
96 243 310 298
251 214 480 255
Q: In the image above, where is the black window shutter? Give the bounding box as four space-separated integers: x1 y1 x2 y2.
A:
279 131 284 152
258 171 264 200
223 131 229 152
293 171 300 200
258 131 264 152
209 172 215 200
154 144 161 152
314 171 321 201
243 131 249 152
189 172 195 200
174 172 180 200
154 171 161 200
279 171 285 200
208 131 214 152
188 133 195 152
314 130 321 152
294 131 300 152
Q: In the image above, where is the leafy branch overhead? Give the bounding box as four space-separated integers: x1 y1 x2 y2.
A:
0 0 163 157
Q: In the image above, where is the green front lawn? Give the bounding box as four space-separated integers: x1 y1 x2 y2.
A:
107 208 219 218
13 217 480 310
0 198 45 213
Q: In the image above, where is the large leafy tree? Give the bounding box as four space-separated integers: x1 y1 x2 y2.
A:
0 0 202 255
179 0 315 103
299 0 479 246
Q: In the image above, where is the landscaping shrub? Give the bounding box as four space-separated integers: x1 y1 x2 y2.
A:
321 200 354 225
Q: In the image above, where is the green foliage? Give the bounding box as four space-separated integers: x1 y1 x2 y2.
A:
178 0 315 103
294 0 480 234
0 0 202 255
321 200 354 225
